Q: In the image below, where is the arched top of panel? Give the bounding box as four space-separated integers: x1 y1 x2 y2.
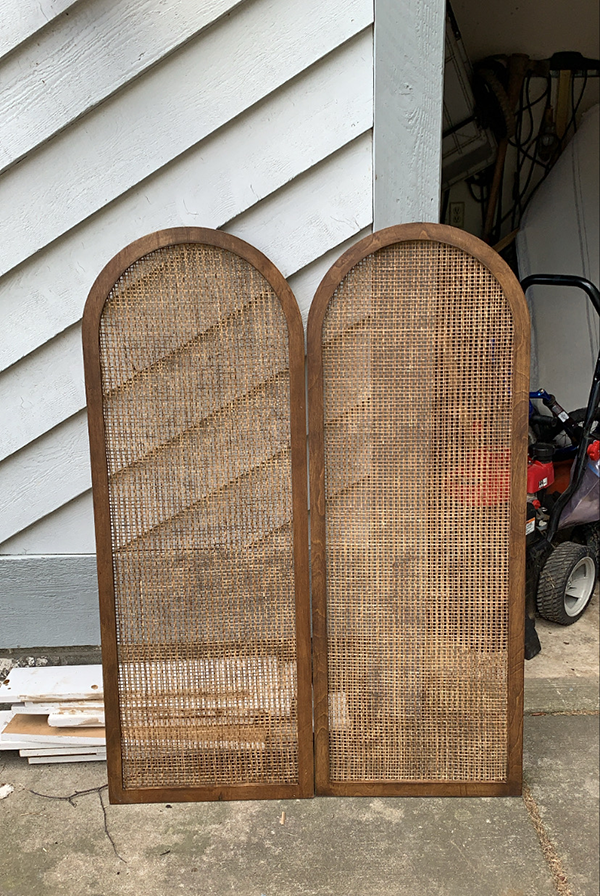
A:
83 227 302 351
307 223 529 343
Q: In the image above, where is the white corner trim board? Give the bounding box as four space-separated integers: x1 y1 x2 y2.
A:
373 0 446 227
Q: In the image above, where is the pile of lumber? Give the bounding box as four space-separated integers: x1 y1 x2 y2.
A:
0 665 105 764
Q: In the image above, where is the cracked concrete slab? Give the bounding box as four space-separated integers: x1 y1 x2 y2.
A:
0 727 573 896
524 677 599 713
523 713 599 896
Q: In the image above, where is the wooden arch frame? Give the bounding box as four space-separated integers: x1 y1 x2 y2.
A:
83 228 312 803
307 223 530 797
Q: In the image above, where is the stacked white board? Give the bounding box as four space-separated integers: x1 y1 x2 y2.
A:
0 665 106 763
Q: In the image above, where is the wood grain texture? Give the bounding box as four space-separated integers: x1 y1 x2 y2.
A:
0 0 81 63
0 0 244 172
373 0 445 227
307 223 530 796
0 412 90 545
0 325 84 462
0 32 373 372
0 0 372 278
0 492 95 556
83 227 313 802
107 782 310 805
225 135 373 284
0 555 100 648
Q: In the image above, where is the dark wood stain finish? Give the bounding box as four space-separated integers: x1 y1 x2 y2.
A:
307 223 529 798
83 228 313 804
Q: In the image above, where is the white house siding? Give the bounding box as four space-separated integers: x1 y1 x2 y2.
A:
0 0 445 648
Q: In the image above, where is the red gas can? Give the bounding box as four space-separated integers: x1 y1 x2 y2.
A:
527 458 554 493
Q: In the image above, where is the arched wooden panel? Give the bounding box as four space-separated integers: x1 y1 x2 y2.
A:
83 228 312 803
308 224 529 796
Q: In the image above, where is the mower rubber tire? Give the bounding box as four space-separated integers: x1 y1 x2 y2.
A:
573 521 600 559
537 541 597 625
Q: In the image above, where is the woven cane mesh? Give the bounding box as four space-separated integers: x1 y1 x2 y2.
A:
322 241 514 783
98 243 299 790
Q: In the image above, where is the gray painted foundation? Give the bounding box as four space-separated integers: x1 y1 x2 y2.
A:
0 555 100 649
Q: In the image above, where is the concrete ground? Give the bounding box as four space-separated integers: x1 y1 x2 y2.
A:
0 597 597 896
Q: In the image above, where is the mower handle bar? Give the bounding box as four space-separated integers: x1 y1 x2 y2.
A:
520 273 600 540
520 274 600 317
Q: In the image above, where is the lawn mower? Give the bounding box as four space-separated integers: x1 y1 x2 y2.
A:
521 274 600 659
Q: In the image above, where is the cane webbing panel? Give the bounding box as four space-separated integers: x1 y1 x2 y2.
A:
313 237 524 789
94 240 304 795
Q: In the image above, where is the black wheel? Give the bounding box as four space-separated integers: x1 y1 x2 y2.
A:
537 542 597 625
572 521 600 558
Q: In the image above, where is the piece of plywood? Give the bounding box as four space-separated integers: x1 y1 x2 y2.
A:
1 713 105 745
0 710 31 750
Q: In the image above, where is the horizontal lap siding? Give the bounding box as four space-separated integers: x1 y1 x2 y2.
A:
0 0 81 63
0 33 372 372
0 0 245 171
0 0 373 278
0 0 374 583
